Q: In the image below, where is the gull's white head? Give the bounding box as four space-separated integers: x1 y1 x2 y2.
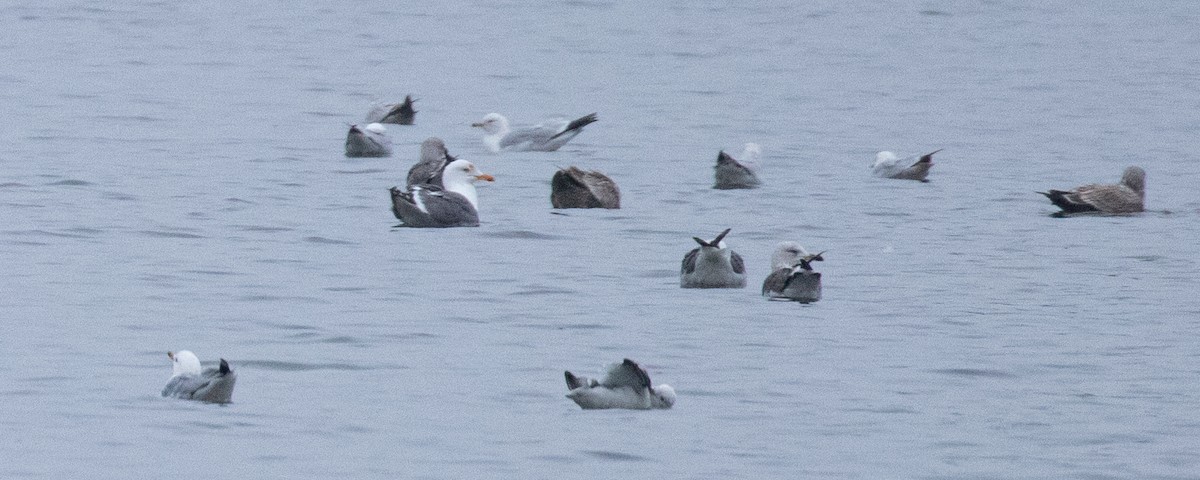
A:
873 151 898 167
771 241 809 270
168 350 202 377
443 159 495 185
652 384 677 409
365 123 388 135
471 113 509 134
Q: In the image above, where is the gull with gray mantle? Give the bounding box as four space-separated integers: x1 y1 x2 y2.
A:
680 228 747 288
871 149 943 182
713 143 762 189
345 123 393 158
364 95 417 125
550 166 620 209
390 158 494 228
564 358 676 410
761 242 824 303
161 350 237 404
1039 166 1145 215
471 112 598 152
405 137 458 188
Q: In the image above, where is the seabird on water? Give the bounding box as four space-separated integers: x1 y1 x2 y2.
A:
1039 166 1146 215
761 241 824 303
564 358 675 410
365 95 417 125
345 123 393 158
680 228 747 289
161 350 237 404
471 112 598 152
390 159 494 228
405 137 457 188
871 149 943 182
713 143 762 189
550 166 620 209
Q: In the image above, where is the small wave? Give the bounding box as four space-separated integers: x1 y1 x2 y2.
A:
304 236 356 245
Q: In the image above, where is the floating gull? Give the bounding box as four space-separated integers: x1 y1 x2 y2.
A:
565 358 676 410
681 228 747 288
761 242 824 303
390 159 494 228
405 137 457 188
713 143 762 189
551 166 620 209
345 123 393 158
364 95 417 125
1039 166 1146 215
871 149 943 182
161 350 236 404
472 112 598 152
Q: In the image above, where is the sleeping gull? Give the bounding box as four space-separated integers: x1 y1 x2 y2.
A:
713 143 762 189
550 166 620 209
364 95 417 125
871 149 943 182
472 112 598 152
564 358 675 410
161 350 236 404
761 242 824 303
1039 166 1146 215
345 123 393 158
681 228 747 289
390 159 494 227
405 137 457 188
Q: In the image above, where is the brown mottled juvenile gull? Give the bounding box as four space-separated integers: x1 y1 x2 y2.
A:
345 123 393 158
564 358 676 410
161 350 236 404
713 143 762 189
390 159 494 228
1040 166 1146 215
550 166 620 209
471 112 598 152
680 228 747 289
405 137 457 188
871 149 943 182
761 242 824 303
365 95 417 125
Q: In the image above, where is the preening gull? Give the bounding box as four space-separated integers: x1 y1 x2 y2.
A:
1039 166 1146 215
871 149 943 182
564 358 676 410
405 137 457 188
390 159 494 228
345 123 393 158
681 228 747 289
364 95 417 125
713 143 762 189
550 166 620 209
761 242 824 303
161 350 236 404
472 112 598 152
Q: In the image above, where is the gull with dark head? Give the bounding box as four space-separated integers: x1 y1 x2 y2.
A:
871 149 943 182
364 95 417 125
761 242 824 303
390 159 494 228
550 166 620 209
1039 166 1146 215
472 112 598 152
680 228 747 289
161 350 237 404
345 123 393 158
713 143 762 189
564 358 675 410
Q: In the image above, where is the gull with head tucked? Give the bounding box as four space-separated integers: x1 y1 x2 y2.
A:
713 143 762 189
161 350 237 404
680 228 747 289
1039 166 1146 215
345 123 393 158
871 149 942 182
471 112 597 152
564 358 676 410
364 95 417 125
761 242 824 303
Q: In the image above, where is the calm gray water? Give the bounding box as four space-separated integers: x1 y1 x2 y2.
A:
3 1 1200 478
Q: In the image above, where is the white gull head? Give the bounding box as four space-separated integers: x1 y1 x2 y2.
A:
168 350 202 377
441 159 494 209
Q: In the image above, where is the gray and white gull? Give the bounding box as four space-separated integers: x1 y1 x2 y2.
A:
472 112 598 152
390 158 494 228
364 95 417 125
345 123 393 158
761 242 824 303
680 228 747 289
161 350 237 404
871 149 942 182
713 143 762 189
564 358 676 410
1039 166 1145 215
